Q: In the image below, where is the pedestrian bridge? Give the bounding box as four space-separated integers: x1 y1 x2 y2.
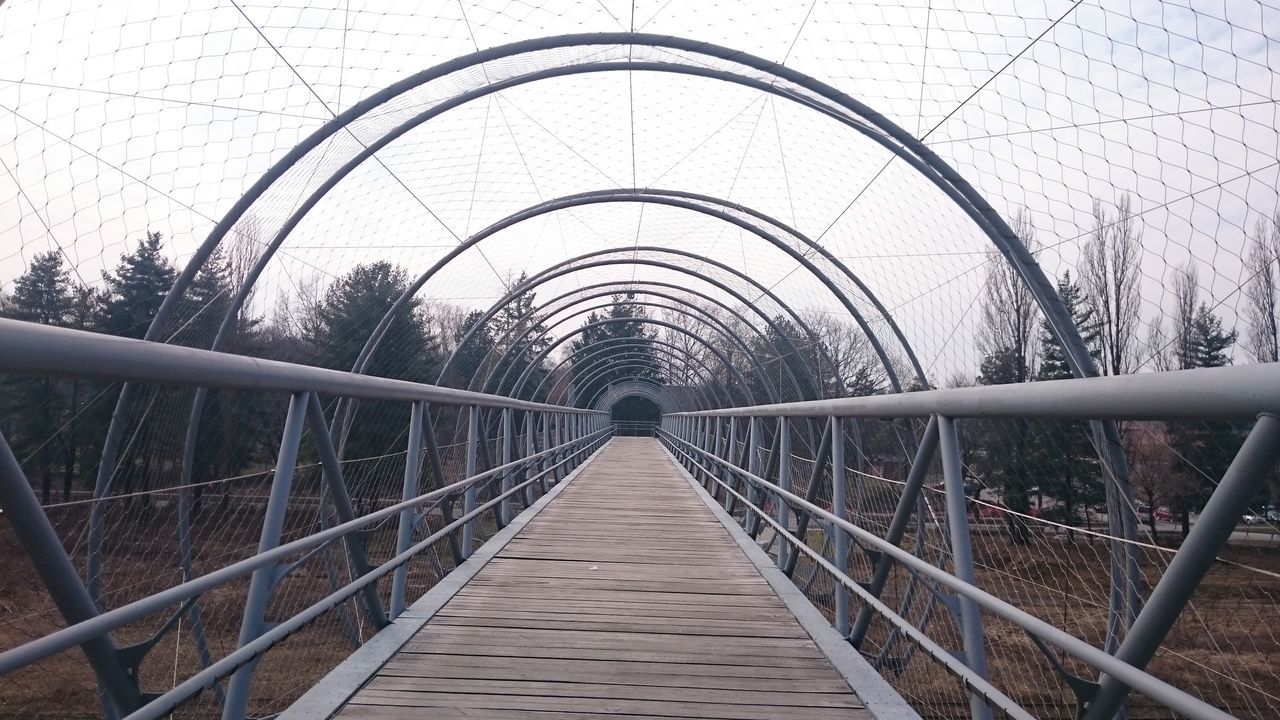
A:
3 4 1280 720
1 320 1278 720
296 437 894 720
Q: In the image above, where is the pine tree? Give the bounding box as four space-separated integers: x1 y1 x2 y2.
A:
303 261 438 500
448 309 496 388
0 252 102 501
102 231 177 339
489 273 552 399
1166 300 1240 537
570 293 661 408
1031 271 1103 537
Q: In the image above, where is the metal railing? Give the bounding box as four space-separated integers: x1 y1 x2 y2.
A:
659 361 1280 720
0 319 609 720
611 420 659 437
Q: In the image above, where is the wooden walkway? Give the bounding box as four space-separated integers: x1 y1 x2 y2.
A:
334 438 874 720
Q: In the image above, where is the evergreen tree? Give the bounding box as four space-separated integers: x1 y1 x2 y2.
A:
972 348 1036 544
60 285 109 501
489 273 552 399
304 261 438 499
172 245 235 347
570 293 661 408
0 252 108 501
1166 298 1240 537
1031 271 1103 537
447 309 496 388
102 231 177 339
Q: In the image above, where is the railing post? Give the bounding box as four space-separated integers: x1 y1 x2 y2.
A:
526 412 542 497
303 394 388 629
831 415 850 636
711 417 728 500
0 431 141 715
542 412 553 487
223 391 309 720
391 400 425 618
462 404 479 558
850 415 940 648
418 404 465 566
554 413 564 481
1084 412 1280 720
702 417 716 488
938 415 993 720
500 408 514 525
775 417 792 569
723 417 738 511
745 416 765 535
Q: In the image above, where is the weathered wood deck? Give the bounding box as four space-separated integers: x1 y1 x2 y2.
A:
330 437 881 719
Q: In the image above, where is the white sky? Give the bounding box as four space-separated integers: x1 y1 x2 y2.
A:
1 0 1278 381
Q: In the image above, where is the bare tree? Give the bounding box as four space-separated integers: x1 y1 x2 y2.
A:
1244 213 1280 363
801 310 888 395
1082 194 1142 375
977 207 1040 382
1170 264 1200 370
423 299 469 357
226 214 262 326
658 305 716 386
1143 263 1199 371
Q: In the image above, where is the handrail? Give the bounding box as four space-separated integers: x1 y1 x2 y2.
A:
0 428 610 677
120 432 610 720
668 362 1280 421
0 319 603 414
658 428 1236 720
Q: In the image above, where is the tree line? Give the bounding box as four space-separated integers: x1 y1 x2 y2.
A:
0 234 552 506
961 197 1269 543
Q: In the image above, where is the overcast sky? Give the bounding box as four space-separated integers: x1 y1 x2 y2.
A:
1 0 1277 380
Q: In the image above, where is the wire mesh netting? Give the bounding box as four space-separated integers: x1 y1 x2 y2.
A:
2 1 1280 718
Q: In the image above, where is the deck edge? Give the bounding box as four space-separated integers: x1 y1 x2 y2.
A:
660 444 925 720
279 438 613 720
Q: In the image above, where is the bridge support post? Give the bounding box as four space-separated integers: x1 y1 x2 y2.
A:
709 417 720 488
737 416 760 526
223 391 309 720
831 416 851 636
526 412 541 497
1084 412 1280 720
0 430 141 716
462 405 480 558
775 417 793 569
938 415 993 720
723 417 738 511
849 415 939 648
712 418 728 502
304 394 389 629
391 400 425 618
542 412 552 491
555 413 565 481
500 408 514 525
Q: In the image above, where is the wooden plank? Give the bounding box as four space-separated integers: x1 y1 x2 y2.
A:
395 644 829 668
334 438 873 720
428 614 809 638
379 654 853 686
362 677 864 708
347 691 868 720
369 665 855 693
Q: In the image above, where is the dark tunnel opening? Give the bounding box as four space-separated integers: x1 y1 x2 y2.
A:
610 395 661 437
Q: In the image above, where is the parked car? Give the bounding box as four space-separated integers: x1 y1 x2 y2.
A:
1267 510 1280 523
1242 513 1267 525
1153 509 1173 522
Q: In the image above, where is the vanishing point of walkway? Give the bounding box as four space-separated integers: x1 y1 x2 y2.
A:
332 438 877 719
